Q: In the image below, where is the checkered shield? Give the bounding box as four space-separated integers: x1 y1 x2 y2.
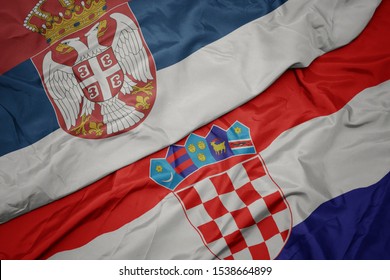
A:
175 156 291 259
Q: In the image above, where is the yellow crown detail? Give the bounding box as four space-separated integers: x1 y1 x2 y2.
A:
24 0 107 44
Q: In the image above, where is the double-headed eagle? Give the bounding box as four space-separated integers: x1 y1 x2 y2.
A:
42 13 153 135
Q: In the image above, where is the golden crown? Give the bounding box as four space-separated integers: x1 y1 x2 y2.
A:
24 0 107 44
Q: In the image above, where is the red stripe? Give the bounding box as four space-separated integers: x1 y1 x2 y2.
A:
243 157 266 181
0 155 171 259
166 147 187 164
229 140 253 149
0 1 390 259
174 158 194 175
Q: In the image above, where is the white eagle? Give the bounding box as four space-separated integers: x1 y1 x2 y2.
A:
42 13 153 135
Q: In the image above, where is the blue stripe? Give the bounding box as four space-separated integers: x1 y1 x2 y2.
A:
277 172 390 260
0 60 58 156
178 164 198 178
231 146 256 155
169 152 198 177
0 0 287 156
174 152 191 166
129 0 288 69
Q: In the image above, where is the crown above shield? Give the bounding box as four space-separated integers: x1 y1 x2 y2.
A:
24 0 107 44
150 121 257 190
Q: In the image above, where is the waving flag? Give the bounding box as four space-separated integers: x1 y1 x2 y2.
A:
0 0 389 259
0 0 381 224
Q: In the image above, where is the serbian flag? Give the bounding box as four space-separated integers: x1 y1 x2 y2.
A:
0 0 389 259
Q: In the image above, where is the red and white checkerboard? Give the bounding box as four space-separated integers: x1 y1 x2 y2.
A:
175 156 291 259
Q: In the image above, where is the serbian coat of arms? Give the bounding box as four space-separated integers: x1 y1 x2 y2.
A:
26 0 156 138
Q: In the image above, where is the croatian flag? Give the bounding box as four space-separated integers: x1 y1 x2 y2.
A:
0 0 389 259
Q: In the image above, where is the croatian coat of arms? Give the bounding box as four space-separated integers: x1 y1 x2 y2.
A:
150 122 292 259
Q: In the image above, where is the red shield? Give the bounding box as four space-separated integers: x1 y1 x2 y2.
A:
32 4 157 139
72 48 124 103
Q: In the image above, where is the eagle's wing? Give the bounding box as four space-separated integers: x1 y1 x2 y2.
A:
42 51 93 130
110 13 153 83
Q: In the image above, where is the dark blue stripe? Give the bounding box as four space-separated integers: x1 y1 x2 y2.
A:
277 172 390 260
169 152 192 170
129 0 288 70
0 60 58 156
178 164 198 178
174 152 192 166
167 145 182 160
167 146 198 177
0 0 287 156
167 146 185 167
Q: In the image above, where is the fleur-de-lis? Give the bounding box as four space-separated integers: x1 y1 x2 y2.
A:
70 115 104 136
88 121 104 136
136 96 150 110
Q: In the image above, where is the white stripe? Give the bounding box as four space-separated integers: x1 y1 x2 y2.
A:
261 80 390 227
50 193 215 260
51 81 390 259
0 0 381 223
